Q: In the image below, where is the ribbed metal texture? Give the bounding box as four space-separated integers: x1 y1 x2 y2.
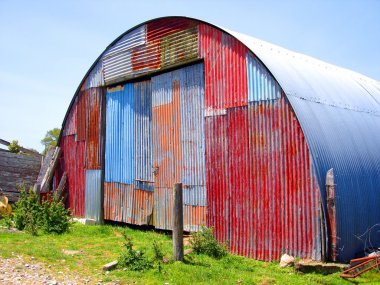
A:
104 182 133 223
134 81 153 190
246 54 281 102
103 25 146 84
86 88 103 169
76 90 87 141
199 24 248 109
62 100 77 136
61 135 85 217
84 61 104 90
85 169 102 222
105 84 135 183
103 19 199 85
205 96 321 261
230 30 380 261
132 189 153 225
184 205 206 232
152 63 205 230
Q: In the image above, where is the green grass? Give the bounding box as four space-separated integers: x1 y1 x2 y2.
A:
1 222 379 284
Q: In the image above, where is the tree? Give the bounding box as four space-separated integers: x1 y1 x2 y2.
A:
41 128 61 155
8 140 21 153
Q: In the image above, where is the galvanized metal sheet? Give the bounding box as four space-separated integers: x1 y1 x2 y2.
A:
85 169 102 222
105 84 134 183
84 60 104 90
230 29 380 261
246 53 281 102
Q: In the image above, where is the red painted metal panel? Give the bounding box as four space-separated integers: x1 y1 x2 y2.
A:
62 100 77 136
146 18 197 42
61 135 85 217
206 95 321 261
199 24 248 110
86 88 103 169
76 90 87 141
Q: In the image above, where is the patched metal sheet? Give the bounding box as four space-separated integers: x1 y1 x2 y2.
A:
105 84 134 184
84 60 104 90
104 182 133 223
62 100 77 136
85 169 102 222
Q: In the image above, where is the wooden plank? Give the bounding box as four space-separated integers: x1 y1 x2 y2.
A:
40 147 61 193
56 172 67 200
173 182 184 261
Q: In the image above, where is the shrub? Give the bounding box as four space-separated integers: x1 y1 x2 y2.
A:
13 187 41 235
190 226 228 259
152 240 164 272
8 140 21 153
40 195 70 234
118 232 153 271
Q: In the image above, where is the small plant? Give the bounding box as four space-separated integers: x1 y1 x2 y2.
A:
1 213 14 229
190 226 228 259
40 194 70 234
118 231 153 271
13 187 41 235
8 140 21 153
152 240 165 272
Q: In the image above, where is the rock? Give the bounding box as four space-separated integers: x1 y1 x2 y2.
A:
184 248 194 255
62 250 83 255
280 254 295 268
368 251 380 257
77 218 97 225
162 257 171 264
103 260 118 271
294 259 349 275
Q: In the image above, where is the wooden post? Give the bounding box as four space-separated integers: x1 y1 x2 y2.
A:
173 182 184 261
326 168 337 261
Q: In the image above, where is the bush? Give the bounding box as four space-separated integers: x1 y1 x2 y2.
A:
190 226 228 259
152 240 164 272
118 232 153 271
13 186 70 235
40 195 70 234
13 187 41 235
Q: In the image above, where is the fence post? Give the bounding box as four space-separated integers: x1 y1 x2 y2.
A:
173 182 184 261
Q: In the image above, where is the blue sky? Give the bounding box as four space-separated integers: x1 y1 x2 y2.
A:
1 0 379 152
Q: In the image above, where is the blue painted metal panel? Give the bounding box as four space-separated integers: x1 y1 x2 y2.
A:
246 53 281 102
134 80 154 191
105 84 134 184
85 169 102 222
231 30 380 261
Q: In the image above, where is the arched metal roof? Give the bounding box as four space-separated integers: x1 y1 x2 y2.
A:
61 16 380 261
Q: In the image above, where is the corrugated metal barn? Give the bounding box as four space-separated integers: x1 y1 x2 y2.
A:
56 16 380 262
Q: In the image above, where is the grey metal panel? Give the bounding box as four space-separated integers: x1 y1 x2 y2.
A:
85 60 104 90
230 29 380 261
85 169 102 223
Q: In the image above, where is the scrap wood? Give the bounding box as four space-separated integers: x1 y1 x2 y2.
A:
340 254 380 278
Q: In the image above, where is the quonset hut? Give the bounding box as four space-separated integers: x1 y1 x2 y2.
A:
56 16 380 262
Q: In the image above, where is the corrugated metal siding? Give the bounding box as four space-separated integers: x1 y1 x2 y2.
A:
205 95 321 261
62 100 77 136
231 30 380 261
184 205 206 232
199 24 248 110
246 54 281 102
61 135 85 217
131 189 153 225
105 84 134 183
85 169 102 222
153 187 173 230
104 182 133 223
76 90 87 141
134 81 153 189
103 19 199 85
86 88 103 169
84 60 104 90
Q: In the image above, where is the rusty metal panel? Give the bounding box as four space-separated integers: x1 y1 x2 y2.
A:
131 189 153 225
146 18 197 41
85 169 102 222
134 81 153 189
62 99 77 136
76 90 87 141
104 182 133 223
199 24 247 110
153 187 173 230
105 84 134 183
86 88 103 169
84 60 104 90
184 205 206 232
246 53 281 102
61 135 85 217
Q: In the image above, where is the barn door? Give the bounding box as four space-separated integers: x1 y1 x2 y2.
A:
151 63 206 230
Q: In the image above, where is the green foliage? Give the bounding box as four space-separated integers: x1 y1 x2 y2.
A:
41 128 60 155
13 186 70 235
40 195 70 234
8 140 21 153
152 240 164 272
13 187 41 235
190 226 228 259
118 232 153 271
1 213 14 229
